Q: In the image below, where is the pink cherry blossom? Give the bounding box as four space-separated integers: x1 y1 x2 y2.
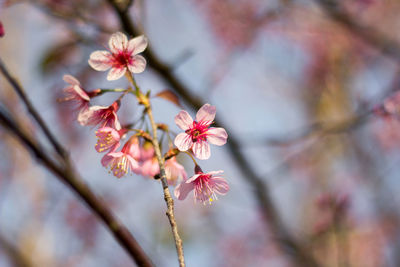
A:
383 91 400 117
95 127 127 153
61 75 91 118
79 101 121 130
102 137 140 178
174 103 228 160
141 156 160 178
88 32 147 81
174 167 229 204
165 157 187 186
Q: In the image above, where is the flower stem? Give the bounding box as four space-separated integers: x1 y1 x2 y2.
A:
126 72 185 267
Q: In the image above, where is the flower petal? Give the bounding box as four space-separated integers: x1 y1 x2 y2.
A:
174 181 195 200
73 85 90 101
192 140 210 160
196 104 216 125
128 35 148 54
174 133 193 151
88 51 112 71
107 67 127 81
206 127 228 146
211 177 229 195
175 110 193 130
128 55 146 73
109 32 128 53
63 74 80 86
186 174 201 183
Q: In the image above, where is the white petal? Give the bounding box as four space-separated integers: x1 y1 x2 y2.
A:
73 85 90 101
128 35 148 54
107 67 126 81
88 51 112 71
206 127 228 146
192 140 210 160
174 181 194 200
128 55 146 73
175 110 193 130
77 108 94 125
174 133 193 151
109 32 128 53
63 74 80 86
196 104 216 124
208 170 224 176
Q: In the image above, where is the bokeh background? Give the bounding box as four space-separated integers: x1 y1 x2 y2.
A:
1 0 400 266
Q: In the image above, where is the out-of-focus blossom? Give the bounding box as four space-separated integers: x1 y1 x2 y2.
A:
95 127 127 153
79 101 121 130
174 103 227 160
88 32 147 80
141 156 159 178
174 167 229 204
102 137 140 178
382 91 400 117
165 157 187 186
60 75 91 119
0 21 4 37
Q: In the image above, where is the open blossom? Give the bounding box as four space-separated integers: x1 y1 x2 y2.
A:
102 137 140 178
79 101 121 130
61 75 92 120
174 167 229 204
165 157 187 186
95 127 127 153
174 103 228 160
88 32 147 81
141 156 160 178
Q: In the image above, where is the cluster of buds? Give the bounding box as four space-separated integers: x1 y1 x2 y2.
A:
60 32 229 204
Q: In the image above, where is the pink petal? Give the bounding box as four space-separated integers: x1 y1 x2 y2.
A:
88 51 112 71
127 155 140 170
174 181 195 200
111 112 122 130
128 55 146 74
128 35 148 54
186 174 201 183
175 110 193 130
101 152 121 167
192 140 210 160
63 74 80 86
206 127 228 146
73 85 90 101
211 177 229 195
109 32 128 54
196 104 216 125
107 67 127 81
174 133 193 151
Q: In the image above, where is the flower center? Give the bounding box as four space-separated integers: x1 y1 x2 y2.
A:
186 121 209 142
112 51 132 68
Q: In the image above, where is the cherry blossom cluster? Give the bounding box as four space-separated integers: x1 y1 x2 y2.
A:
60 32 229 204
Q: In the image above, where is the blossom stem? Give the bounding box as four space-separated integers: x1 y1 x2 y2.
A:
100 88 128 93
183 151 198 166
126 71 186 266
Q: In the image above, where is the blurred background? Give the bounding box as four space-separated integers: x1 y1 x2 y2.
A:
1 0 400 266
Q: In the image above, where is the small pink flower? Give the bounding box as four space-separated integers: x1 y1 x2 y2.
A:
102 137 140 178
141 156 160 178
174 103 228 160
88 32 148 81
95 127 127 153
165 157 187 186
79 101 121 130
61 75 90 117
174 167 229 204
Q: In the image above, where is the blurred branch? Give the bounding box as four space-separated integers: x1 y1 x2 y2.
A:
314 0 400 61
0 234 33 267
106 1 319 266
0 63 154 267
0 58 67 158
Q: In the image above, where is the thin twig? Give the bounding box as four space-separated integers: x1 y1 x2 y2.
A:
0 58 67 158
126 73 185 266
